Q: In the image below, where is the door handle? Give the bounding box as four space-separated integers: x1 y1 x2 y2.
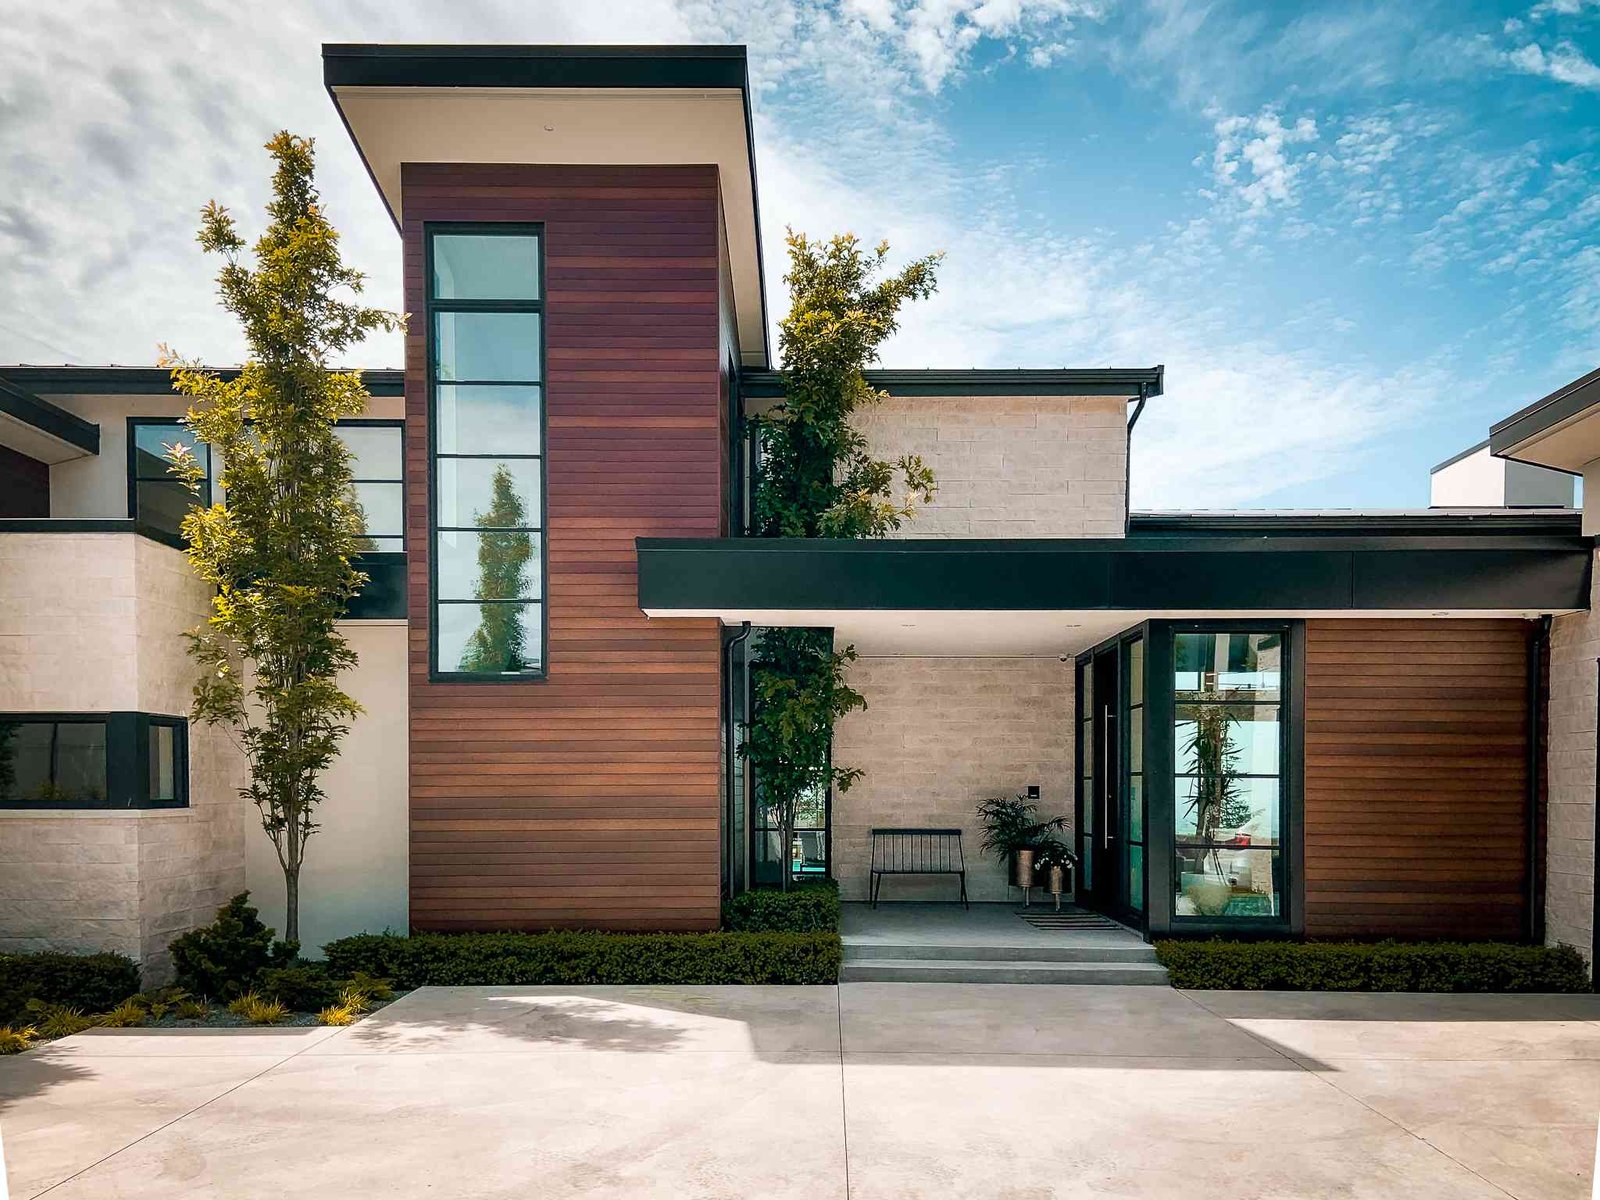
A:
1102 704 1114 848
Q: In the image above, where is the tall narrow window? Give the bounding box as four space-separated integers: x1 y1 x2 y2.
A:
337 422 404 553
1172 631 1285 921
427 227 545 678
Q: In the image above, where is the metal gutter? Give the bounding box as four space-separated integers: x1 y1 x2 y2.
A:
2 365 405 397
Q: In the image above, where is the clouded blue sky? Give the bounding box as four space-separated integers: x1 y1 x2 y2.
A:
1 0 1596 508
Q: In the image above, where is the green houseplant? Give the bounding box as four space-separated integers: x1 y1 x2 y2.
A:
975 796 1067 889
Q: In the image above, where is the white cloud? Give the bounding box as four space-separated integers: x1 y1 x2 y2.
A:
1529 0 1600 18
1508 40 1600 88
1209 107 1320 218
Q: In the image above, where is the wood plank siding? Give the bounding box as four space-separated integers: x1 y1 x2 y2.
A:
1301 618 1535 939
402 164 725 932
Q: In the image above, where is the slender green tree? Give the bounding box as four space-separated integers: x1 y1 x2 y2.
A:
458 465 534 673
163 132 401 943
744 232 942 888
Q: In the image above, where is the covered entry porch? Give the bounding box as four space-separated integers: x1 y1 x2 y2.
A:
636 516 1590 945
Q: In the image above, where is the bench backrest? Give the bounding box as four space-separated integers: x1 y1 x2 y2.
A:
870 828 965 873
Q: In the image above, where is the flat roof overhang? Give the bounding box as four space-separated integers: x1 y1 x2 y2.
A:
0 375 99 463
322 43 769 367
636 531 1591 656
1 366 404 397
1489 365 1600 473
740 367 1165 399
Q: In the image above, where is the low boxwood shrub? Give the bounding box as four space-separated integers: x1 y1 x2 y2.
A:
255 964 342 1012
324 930 841 988
0 951 141 1025
169 893 295 1000
1154 939 1592 993
723 881 841 933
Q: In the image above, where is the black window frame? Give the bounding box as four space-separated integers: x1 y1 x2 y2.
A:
338 417 406 555
0 712 188 811
126 417 212 535
424 222 549 682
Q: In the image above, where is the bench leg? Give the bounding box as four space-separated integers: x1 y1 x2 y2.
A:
870 871 879 909
959 871 969 910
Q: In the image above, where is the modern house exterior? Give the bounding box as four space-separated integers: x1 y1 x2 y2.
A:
0 44 1595 977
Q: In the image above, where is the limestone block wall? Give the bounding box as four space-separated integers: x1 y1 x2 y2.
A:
0 533 246 979
849 394 1128 538
1547 551 1599 961
831 656 1073 902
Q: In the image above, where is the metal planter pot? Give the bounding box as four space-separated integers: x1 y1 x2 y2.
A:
1047 865 1065 896
1012 848 1036 889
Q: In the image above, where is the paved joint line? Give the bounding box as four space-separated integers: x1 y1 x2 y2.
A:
32 1030 342 1198
1175 991 1519 1200
836 985 853 1200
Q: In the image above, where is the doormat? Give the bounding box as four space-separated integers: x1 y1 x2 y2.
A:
1017 909 1124 931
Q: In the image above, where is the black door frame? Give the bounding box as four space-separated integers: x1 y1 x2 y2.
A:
1075 623 1150 930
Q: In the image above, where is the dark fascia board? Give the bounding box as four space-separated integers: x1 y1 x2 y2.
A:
636 534 1592 614
0 518 183 549
1129 510 1583 539
322 43 750 89
1489 365 1600 456
1 366 405 397
321 43 771 367
0 375 100 455
740 366 1165 399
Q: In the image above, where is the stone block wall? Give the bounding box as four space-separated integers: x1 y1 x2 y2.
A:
831 656 1073 902
849 394 1128 538
1547 552 1599 961
0 533 246 979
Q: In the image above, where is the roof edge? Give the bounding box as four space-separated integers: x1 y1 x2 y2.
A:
741 366 1165 399
0 376 100 455
0 366 405 397
1489 364 1600 457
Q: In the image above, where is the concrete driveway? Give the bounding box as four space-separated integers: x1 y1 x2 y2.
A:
2 984 1598 1199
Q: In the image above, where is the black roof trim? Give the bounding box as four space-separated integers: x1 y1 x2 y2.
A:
1489 365 1600 456
321 42 771 368
740 366 1165 399
0 518 181 549
0 375 100 455
323 43 750 90
637 534 1591 615
0 366 405 397
1431 439 1490 474
1129 510 1583 539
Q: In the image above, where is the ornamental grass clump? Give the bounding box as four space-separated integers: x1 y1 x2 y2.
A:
0 1025 37 1054
228 992 289 1025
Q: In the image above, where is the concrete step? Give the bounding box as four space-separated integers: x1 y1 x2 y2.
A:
842 941 1159 964
840 958 1172 985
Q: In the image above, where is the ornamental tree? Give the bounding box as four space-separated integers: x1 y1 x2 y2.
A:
162 132 401 943
744 232 941 888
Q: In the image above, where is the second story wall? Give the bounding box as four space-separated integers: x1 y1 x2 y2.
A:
851 393 1129 538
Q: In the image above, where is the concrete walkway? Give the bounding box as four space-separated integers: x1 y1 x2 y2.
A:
2 985 1598 1199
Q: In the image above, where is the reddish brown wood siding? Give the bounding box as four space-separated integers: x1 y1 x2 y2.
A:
402 164 724 932
1302 618 1533 939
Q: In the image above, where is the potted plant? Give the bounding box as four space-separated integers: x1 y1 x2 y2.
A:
1032 838 1078 908
975 795 1067 890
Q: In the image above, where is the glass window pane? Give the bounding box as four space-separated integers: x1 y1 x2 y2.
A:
434 312 541 383
1129 716 1143 774
432 234 541 301
1127 844 1144 912
1175 632 1282 699
352 482 403 539
1080 665 1092 713
437 602 542 675
338 426 402 480
1175 703 1280 777
1 722 51 800
1127 638 1144 706
435 385 542 456
435 460 542 530
1175 775 1280 843
136 480 198 533
1 722 107 805
1128 774 1143 841
52 724 106 802
360 536 405 554
148 724 176 801
1177 846 1280 918
436 530 543 601
134 423 207 469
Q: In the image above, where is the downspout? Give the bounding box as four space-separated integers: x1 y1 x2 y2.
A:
1124 382 1148 537
1526 615 1550 944
723 622 753 895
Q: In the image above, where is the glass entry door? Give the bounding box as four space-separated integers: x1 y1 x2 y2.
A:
1076 632 1147 924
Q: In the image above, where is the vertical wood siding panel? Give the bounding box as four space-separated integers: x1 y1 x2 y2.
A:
402 164 724 932
1301 618 1533 939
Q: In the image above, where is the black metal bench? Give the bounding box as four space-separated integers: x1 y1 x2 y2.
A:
869 828 968 908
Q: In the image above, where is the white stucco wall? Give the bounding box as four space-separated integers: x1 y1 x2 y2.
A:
0 533 247 979
830 656 1074 902
850 394 1128 538
1547 552 1599 961
244 621 410 955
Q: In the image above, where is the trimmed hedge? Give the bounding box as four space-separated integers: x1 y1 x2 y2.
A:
324 930 842 988
0 952 141 1025
1154 939 1592 993
722 881 841 933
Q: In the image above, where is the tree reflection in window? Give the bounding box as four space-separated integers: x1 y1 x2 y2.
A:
457 464 534 674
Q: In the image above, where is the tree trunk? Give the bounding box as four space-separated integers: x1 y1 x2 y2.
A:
284 866 300 945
